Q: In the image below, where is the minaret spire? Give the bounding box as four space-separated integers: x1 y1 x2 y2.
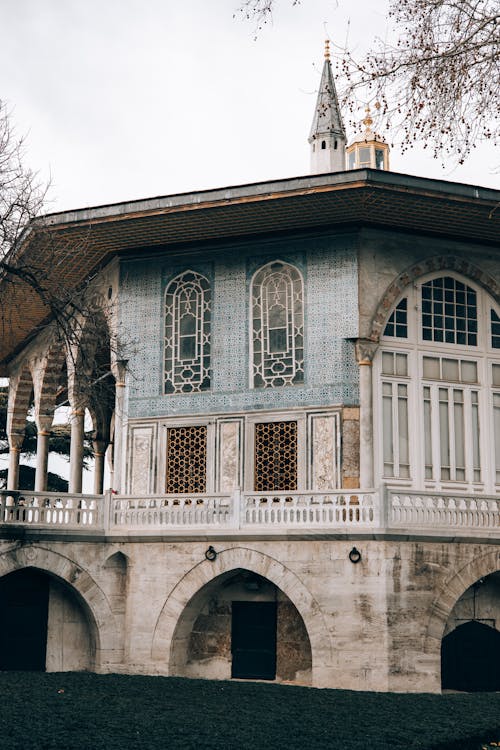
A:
309 40 346 174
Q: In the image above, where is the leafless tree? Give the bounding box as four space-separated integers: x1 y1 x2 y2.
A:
338 0 499 163
0 100 123 485
238 0 499 163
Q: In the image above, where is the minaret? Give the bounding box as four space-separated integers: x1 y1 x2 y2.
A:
309 40 346 174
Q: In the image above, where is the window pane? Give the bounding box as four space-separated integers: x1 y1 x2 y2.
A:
442 359 459 381
439 388 450 480
359 147 371 165
396 354 408 376
398 384 410 477
382 352 394 375
493 364 500 387
421 277 477 346
383 382 394 476
460 360 477 383
423 357 440 379
492 310 500 349
471 391 481 481
453 390 465 479
494 393 500 484
375 148 385 169
423 387 433 479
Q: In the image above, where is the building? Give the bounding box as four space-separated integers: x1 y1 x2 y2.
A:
0 47 499 692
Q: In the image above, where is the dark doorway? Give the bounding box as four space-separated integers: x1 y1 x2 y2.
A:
231 601 277 680
441 620 500 691
0 569 49 671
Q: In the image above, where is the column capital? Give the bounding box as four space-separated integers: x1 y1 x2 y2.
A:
8 432 24 450
354 338 378 365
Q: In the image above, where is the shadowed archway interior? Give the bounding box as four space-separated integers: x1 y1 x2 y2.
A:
0 567 95 672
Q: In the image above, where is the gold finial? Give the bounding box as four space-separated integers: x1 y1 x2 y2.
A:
324 39 330 60
363 105 373 132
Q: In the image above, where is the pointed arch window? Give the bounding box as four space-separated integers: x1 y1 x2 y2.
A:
164 271 211 394
251 261 304 388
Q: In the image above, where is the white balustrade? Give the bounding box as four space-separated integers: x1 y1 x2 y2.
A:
242 491 379 528
111 494 233 528
1 487 499 537
0 491 102 529
389 490 500 530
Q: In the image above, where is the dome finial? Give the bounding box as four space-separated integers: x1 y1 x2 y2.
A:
324 39 330 60
363 105 374 133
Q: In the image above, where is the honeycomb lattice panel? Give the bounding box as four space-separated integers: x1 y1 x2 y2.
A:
166 425 207 493
254 421 297 491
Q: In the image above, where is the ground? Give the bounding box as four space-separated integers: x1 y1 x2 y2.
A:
1 673 500 749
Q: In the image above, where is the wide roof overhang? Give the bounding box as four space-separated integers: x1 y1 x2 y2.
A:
1 168 498 374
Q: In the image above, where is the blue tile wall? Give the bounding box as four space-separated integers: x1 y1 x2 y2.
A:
119 233 360 418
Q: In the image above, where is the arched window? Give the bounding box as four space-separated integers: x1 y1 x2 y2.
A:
164 271 211 394
251 261 304 388
376 273 500 492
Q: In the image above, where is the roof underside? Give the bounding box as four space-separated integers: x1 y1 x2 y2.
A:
1 169 498 373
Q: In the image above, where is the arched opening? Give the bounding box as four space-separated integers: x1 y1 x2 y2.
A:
375 270 500 492
441 572 500 691
170 568 312 684
0 568 95 672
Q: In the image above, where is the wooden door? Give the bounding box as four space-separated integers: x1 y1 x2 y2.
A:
0 569 49 671
231 601 277 680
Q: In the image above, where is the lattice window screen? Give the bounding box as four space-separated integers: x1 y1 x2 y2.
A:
254 421 297 491
252 262 304 388
164 271 211 394
166 425 207 493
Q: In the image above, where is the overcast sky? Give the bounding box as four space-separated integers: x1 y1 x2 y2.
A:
1 0 497 212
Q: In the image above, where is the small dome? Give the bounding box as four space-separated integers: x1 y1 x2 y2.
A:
346 106 390 170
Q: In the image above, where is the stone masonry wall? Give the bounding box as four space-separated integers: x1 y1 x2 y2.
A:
1 538 499 692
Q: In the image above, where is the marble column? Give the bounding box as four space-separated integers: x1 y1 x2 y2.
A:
69 409 85 494
93 440 107 495
355 339 378 490
34 415 53 492
7 433 24 491
112 374 127 494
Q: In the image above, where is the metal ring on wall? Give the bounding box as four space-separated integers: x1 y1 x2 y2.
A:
205 546 217 562
349 547 362 564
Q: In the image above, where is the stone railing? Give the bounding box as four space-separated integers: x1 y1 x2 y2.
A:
0 490 102 530
1 487 499 538
111 493 233 528
388 489 500 530
242 491 379 528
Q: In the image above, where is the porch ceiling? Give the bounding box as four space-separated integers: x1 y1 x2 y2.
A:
1 168 498 373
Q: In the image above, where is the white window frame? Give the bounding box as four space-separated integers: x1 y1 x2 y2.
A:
374 271 500 493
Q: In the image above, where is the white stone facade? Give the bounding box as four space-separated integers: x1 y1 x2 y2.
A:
1 173 499 692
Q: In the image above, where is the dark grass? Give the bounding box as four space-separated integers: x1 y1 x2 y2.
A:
1 673 500 750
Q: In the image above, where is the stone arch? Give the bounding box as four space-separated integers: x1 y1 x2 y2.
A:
35 342 67 427
0 544 118 672
7 362 34 441
368 255 500 342
151 546 332 685
423 548 500 687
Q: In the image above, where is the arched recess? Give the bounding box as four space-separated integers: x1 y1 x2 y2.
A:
368 255 500 343
103 551 128 614
423 549 500 691
0 545 118 672
152 547 332 685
